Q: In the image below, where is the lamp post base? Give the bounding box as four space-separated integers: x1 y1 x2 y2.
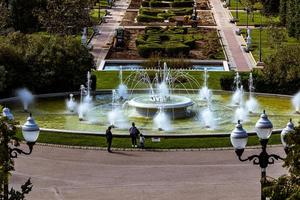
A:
256 61 264 66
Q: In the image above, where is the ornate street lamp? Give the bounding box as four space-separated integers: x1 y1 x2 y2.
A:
1 112 40 200
281 119 295 153
230 110 287 200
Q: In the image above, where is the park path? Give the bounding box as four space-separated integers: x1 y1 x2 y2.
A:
210 0 255 71
11 145 285 200
90 0 130 70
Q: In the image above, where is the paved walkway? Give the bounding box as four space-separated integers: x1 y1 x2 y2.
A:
11 145 286 200
90 0 130 69
210 0 254 71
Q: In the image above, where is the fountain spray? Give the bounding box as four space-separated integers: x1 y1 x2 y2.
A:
245 73 259 113
292 91 300 114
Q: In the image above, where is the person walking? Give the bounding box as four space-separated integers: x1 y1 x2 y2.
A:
106 126 113 152
129 122 140 147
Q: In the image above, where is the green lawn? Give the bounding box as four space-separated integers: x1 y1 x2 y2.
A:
241 28 300 61
90 9 106 23
16 130 282 149
227 0 244 10
93 70 229 90
231 11 280 26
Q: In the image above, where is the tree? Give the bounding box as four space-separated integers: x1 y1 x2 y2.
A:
0 66 7 92
264 125 300 199
37 0 92 35
254 44 300 94
259 0 280 15
0 0 11 34
10 0 44 33
279 0 300 39
267 24 288 48
0 32 95 95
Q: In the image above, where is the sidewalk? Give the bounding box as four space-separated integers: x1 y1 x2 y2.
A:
210 0 254 71
90 0 130 69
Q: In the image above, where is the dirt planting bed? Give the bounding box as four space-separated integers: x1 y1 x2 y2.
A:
106 27 224 60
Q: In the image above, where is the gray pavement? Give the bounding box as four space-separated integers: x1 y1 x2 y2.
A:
11 145 286 200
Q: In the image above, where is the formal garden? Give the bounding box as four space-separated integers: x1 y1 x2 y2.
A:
0 0 300 199
106 26 224 59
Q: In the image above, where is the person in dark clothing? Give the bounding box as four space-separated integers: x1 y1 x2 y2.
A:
106 126 113 152
129 122 140 147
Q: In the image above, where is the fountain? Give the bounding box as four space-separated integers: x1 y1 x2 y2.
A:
199 68 212 101
153 107 172 131
127 62 194 119
231 72 243 106
66 94 77 113
78 72 93 121
292 91 300 114
117 66 128 100
245 73 259 113
198 68 216 129
16 88 34 112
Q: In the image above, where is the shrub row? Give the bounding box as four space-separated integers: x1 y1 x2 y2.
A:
141 0 194 8
137 42 190 57
138 8 193 22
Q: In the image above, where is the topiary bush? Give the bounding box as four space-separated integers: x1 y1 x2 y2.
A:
165 42 190 56
150 1 170 7
137 43 164 57
137 14 164 22
172 0 194 7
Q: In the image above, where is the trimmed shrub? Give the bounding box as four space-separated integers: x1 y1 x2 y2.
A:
141 0 150 7
172 0 194 7
150 1 170 7
137 43 164 57
183 39 196 48
165 42 190 56
157 12 175 20
170 8 193 15
140 8 162 16
137 14 164 22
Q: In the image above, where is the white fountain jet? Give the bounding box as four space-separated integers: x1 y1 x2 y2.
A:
292 91 300 114
153 107 172 131
245 73 259 113
66 94 77 113
117 66 128 100
199 68 212 101
78 72 94 121
233 85 248 123
16 88 34 112
107 89 129 128
231 72 244 106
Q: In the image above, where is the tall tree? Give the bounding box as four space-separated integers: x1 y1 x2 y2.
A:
37 0 92 35
0 0 11 34
10 0 44 33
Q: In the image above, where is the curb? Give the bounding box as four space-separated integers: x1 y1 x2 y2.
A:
33 142 283 152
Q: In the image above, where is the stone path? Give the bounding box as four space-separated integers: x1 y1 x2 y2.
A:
11 145 286 200
90 0 130 69
210 0 255 71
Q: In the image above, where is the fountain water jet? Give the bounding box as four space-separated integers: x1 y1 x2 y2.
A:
66 94 77 113
16 88 34 112
231 72 244 106
199 68 212 101
292 91 300 114
117 66 128 100
245 73 259 113
153 107 172 131
78 72 93 121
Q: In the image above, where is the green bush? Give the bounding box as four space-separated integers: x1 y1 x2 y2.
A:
170 8 193 15
150 1 170 7
140 8 162 16
157 12 175 19
183 39 196 48
137 43 164 57
172 0 194 7
165 42 190 56
137 14 164 22
141 0 150 7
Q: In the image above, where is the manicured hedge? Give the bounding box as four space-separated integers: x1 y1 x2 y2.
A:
165 42 190 56
150 1 170 7
137 43 164 57
137 15 164 22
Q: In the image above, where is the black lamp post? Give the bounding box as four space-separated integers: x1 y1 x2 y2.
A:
257 11 264 66
98 0 101 20
230 111 293 200
235 0 239 21
1 109 40 200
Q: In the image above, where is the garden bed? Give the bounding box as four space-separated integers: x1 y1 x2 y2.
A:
120 10 215 26
106 27 224 60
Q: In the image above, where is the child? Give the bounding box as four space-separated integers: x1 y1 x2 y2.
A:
139 134 145 149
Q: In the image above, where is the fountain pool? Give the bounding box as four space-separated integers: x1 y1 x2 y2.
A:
4 91 299 135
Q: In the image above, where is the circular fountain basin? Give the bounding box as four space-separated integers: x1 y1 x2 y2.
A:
128 95 194 119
